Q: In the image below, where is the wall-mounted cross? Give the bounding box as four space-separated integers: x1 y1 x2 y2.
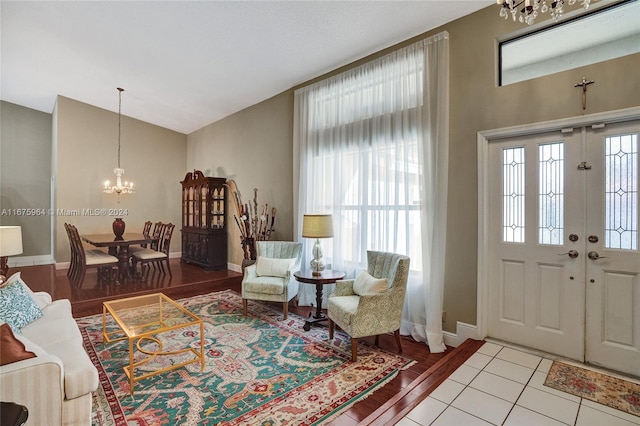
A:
574 77 595 110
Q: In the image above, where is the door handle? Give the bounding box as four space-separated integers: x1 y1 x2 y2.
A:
558 250 579 259
587 251 609 260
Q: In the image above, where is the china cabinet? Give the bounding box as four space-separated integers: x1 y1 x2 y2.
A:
180 170 227 270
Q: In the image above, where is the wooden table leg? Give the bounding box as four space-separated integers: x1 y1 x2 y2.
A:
117 245 131 282
304 283 328 331
313 283 325 319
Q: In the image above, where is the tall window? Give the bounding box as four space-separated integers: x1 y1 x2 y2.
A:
499 1 639 86
294 32 450 352
296 43 424 271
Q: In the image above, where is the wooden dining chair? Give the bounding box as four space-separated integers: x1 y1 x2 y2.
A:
147 221 164 251
64 222 106 281
131 223 175 280
129 221 164 277
129 221 154 255
64 223 79 280
142 220 153 239
65 223 119 287
140 220 153 247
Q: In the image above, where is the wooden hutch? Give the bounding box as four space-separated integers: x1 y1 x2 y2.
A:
180 170 227 270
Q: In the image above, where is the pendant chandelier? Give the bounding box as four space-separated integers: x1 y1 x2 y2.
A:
103 87 134 197
497 0 592 25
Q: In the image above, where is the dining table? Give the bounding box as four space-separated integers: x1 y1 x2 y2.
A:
81 233 155 282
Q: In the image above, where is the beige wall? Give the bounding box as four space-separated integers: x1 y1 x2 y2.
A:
442 6 639 331
53 96 187 262
187 92 294 265
187 4 640 331
0 101 52 258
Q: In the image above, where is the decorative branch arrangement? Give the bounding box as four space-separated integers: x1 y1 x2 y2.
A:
225 180 276 261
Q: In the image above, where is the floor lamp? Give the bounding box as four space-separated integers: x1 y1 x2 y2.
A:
0 226 23 286
302 214 334 276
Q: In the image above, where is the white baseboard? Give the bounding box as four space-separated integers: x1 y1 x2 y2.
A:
9 255 54 268
443 321 480 348
55 261 70 270
228 263 242 273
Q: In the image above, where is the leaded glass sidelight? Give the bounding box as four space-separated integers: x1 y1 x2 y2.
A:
503 147 525 243
605 133 638 250
538 142 564 245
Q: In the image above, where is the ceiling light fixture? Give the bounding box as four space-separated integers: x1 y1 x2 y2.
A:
497 0 592 25
103 87 134 199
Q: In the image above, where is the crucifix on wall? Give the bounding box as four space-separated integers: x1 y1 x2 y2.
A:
574 77 595 110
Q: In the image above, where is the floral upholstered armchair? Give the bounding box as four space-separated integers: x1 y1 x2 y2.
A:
327 250 410 361
241 241 302 320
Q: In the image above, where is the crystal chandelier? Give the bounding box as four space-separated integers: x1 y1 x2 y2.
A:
103 87 134 197
497 0 592 25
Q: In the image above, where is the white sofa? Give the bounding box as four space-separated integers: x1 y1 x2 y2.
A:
0 273 99 426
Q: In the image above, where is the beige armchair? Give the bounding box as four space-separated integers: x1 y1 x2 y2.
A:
328 250 410 361
242 241 302 319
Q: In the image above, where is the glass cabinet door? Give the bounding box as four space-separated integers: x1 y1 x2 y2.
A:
200 185 207 228
210 185 224 229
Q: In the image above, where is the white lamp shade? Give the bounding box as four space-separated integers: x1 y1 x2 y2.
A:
302 214 334 238
0 226 23 256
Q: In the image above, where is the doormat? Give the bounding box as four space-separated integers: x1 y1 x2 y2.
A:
544 361 640 417
79 289 415 425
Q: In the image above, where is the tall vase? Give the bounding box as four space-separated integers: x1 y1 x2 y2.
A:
112 218 126 240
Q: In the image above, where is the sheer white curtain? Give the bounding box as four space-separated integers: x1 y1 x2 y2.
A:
293 32 449 352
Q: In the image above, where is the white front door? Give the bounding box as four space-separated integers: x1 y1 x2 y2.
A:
486 119 640 376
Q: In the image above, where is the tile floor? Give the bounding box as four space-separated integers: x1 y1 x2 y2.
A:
397 342 640 426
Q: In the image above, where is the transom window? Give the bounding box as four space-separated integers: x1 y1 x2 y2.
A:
499 0 640 86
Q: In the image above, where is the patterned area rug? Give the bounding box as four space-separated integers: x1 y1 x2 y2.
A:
544 361 640 417
79 290 414 425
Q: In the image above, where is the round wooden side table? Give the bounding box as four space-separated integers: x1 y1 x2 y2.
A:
294 269 346 331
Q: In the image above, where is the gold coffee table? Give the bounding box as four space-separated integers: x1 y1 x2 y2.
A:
102 293 205 395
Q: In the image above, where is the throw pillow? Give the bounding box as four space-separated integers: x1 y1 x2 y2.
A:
5 272 48 309
353 270 388 296
0 281 44 334
0 323 36 366
255 257 296 278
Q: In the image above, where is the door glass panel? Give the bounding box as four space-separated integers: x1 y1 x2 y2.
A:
503 147 525 243
539 142 564 245
605 133 638 250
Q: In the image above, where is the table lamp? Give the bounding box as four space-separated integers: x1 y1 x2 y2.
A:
302 214 334 276
0 226 23 286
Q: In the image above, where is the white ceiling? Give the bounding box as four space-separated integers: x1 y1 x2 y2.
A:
1 1 493 134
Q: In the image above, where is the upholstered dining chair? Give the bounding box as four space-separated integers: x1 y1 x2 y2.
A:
327 250 410 361
131 223 175 280
129 221 161 256
64 223 119 287
241 241 302 320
